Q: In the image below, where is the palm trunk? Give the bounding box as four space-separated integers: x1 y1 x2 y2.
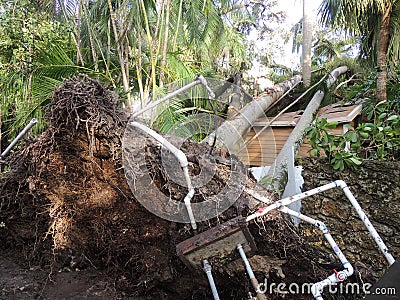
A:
75 0 84 66
56 0 83 64
107 0 132 111
139 0 158 100
173 0 184 51
265 66 348 192
83 1 99 72
302 0 312 87
159 0 172 88
204 75 302 153
376 4 392 102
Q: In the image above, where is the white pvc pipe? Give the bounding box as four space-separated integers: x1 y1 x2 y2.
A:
130 74 215 119
334 180 395 265
237 244 267 300
311 273 345 300
246 181 395 266
197 74 216 98
280 207 354 300
203 259 220 300
130 121 197 229
245 181 338 222
237 244 255 279
0 118 38 159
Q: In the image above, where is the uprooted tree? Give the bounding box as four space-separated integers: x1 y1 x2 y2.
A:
0 74 362 299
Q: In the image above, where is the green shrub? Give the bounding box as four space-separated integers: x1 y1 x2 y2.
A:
306 100 399 169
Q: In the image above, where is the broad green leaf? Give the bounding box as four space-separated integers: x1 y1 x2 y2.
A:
379 113 387 119
333 160 341 170
310 149 318 156
387 115 398 121
325 121 339 129
349 157 362 165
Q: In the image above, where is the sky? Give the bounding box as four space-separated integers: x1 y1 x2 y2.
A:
247 0 323 84
276 0 323 67
278 0 322 28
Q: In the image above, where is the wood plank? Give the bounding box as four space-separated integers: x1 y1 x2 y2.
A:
176 217 257 270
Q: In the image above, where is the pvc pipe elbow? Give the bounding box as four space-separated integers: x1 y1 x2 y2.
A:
334 180 346 188
184 188 195 204
315 221 328 233
311 281 325 300
184 189 196 230
343 262 354 277
311 274 336 300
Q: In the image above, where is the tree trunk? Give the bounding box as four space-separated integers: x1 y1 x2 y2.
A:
264 66 348 192
159 0 171 88
83 1 99 72
204 75 302 153
376 4 392 102
75 0 84 66
302 0 312 87
107 0 132 111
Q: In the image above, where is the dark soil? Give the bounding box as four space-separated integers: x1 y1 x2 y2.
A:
0 75 360 299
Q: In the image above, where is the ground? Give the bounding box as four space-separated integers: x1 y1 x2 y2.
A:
0 250 116 300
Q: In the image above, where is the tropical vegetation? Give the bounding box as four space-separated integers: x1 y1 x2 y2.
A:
0 0 399 167
302 0 400 168
0 0 285 147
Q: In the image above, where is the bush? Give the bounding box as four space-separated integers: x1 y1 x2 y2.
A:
306 100 399 169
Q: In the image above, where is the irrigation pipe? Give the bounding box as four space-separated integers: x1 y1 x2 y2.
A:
203 260 220 300
237 244 267 300
246 180 395 265
280 207 353 300
0 118 38 159
129 121 197 230
246 181 395 299
130 74 214 119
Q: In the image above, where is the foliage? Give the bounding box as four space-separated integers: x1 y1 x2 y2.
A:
319 0 400 64
319 0 400 101
306 100 400 169
357 100 400 160
2 0 284 145
312 29 357 65
0 0 78 139
342 64 400 105
306 118 362 170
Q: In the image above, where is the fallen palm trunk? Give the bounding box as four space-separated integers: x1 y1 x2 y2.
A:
265 66 348 192
203 75 302 153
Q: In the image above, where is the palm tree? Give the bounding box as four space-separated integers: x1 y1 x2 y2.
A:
302 0 313 87
1 0 285 142
319 0 400 102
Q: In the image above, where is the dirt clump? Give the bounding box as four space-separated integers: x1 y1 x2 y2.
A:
1 75 350 299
